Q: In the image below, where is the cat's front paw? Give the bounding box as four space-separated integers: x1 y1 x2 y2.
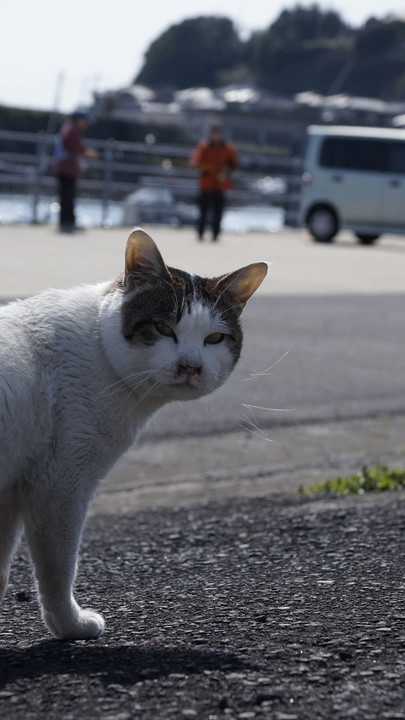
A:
72 609 105 640
45 607 105 640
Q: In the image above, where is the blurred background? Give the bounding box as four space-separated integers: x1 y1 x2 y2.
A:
2 0 405 231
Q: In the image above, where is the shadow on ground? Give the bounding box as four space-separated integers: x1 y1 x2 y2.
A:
0 642 249 687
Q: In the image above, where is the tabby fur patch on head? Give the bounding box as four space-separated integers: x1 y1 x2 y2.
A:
102 228 268 402
122 266 242 362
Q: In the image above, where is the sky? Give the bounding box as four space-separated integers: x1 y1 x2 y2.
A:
2 0 405 113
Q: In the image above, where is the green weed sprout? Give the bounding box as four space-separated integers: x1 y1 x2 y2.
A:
299 464 405 495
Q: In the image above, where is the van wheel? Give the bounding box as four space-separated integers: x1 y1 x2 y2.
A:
355 233 380 245
307 207 338 243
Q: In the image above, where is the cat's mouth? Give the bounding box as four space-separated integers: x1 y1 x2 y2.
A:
170 361 203 389
170 376 201 389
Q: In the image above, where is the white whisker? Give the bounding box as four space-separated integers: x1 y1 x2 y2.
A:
241 403 294 413
134 377 164 405
241 426 275 443
239 412 275 443
244 352 289 381
213 269 246 312
98 369 156 397
218 302 243 316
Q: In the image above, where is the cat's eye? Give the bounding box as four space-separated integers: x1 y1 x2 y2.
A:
204 332 224 345
155 322 176 339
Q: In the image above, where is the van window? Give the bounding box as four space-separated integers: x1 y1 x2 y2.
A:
319 137 387 172
388 141 405 174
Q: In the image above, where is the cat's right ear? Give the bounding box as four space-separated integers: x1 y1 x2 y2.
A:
124 228 170 287
214 262 268 313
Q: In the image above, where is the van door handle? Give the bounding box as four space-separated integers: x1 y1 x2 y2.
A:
389 179 401 188
332 175 343 182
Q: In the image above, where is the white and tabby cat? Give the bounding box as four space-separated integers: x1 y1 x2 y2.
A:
0 228 267 640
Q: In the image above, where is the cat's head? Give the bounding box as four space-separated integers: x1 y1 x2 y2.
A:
102 228 267 403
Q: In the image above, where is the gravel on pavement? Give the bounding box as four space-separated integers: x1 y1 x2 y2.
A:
1 490 405 719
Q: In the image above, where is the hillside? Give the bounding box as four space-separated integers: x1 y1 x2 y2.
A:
136 9 405 102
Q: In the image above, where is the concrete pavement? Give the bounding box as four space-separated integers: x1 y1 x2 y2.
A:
94 413 405 514
1 223 405 299
1 223 404 512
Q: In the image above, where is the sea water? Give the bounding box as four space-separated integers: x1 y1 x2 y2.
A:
0 193 284 233
0 193 123 228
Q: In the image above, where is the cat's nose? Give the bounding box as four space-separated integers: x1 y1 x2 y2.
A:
177 361 202 377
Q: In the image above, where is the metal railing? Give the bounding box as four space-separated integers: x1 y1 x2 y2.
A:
0 130 303 226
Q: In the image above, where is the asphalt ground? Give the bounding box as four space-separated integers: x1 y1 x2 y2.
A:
2 491 405 719
1 223 405 718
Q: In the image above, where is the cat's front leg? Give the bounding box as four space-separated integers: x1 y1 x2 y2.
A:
23 489 104 640
0 500 22 604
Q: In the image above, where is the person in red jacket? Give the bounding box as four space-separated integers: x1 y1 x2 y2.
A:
54 111 98 233
190 122 239 241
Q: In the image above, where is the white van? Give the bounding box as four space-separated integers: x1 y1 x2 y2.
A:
299 125 405 244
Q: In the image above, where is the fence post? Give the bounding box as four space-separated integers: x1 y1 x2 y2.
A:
101 138 114 227
31 131 48 224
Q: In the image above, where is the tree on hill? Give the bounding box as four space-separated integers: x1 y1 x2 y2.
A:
355 17 405 56
265 4 351 50
136 16 243 89
137 6 351 91
135 9 405 100
247 4 352 85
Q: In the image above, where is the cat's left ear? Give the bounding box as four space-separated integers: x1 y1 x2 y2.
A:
124 228 170 286
215 262 268 313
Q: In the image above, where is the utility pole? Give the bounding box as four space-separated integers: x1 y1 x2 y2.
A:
31 73 64 224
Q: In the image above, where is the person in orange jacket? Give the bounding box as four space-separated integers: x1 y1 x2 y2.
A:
190 122 239 241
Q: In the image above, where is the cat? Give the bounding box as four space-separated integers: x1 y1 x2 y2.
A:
0 227 267 640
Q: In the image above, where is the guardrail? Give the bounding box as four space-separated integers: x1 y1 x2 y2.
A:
0 130 303 226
